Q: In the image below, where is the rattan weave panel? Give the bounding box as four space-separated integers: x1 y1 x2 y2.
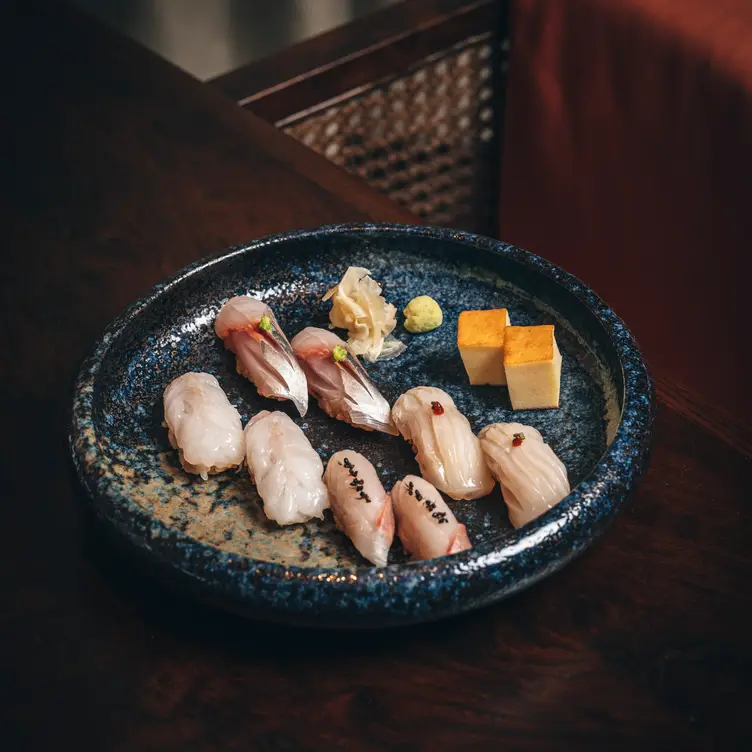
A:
282 35 502 234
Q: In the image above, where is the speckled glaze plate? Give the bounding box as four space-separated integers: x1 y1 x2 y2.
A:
71 224 653 627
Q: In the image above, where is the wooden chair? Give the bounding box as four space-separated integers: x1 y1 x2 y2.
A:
211 0 508 237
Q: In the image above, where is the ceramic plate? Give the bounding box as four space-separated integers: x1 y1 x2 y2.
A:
71 224 653 627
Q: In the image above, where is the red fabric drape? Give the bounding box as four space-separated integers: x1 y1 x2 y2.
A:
501 0 751 424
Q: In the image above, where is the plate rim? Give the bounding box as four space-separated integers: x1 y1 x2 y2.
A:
70 223 654 625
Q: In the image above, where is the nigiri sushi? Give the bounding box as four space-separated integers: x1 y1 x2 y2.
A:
291 327 397 435
478 422 570 527
214 296 308 417
391 475 472 561
244 410 329 526
323 450 394 567
391 387 495 500
163 372 245 480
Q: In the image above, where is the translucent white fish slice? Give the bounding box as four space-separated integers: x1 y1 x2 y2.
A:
323 450 394 567
244 410 329 526
391 386 495 500
214 296 308 417
291 327 397 435
478 422 570 527
391 475 472 561
163 372 245 480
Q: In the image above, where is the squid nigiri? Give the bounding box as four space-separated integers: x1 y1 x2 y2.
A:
323 450 394 566
214 296 308 417
244 410 329 526
391 387 495 500
478 422 570 528
391 475 472 561
163 372 245 479
291 327 397 435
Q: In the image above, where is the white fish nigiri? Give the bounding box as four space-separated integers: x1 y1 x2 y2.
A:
323 450 394 566
214 296 308 417
291 327 397 435
391 475 472 561
244 410 329 526
163 372 244 480
478 422 570 528
391 387 495 500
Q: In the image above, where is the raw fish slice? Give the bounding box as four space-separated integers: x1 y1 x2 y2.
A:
391 387 495 500
391 475 471 561
323 450 394 566
291 327 397 435
163 372 244 480
244 410 329 526
214 296 308 417
478 422 570 527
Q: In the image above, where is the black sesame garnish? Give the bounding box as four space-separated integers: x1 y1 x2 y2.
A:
410 486 446 522
342 456 361 485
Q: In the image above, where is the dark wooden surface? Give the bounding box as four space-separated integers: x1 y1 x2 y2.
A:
1 3 750 751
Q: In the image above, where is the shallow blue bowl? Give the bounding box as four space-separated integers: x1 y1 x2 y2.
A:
70 224 653 627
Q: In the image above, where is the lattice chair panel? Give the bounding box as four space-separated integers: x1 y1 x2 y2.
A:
281 34 505 234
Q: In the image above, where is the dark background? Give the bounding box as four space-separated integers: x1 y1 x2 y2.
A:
74 0 402 80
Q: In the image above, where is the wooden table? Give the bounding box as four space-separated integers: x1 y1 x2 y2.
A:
1 3 750 750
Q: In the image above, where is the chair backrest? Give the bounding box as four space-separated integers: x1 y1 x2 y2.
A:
211 0 508 236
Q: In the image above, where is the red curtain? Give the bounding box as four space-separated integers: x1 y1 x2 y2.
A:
500 0 751 425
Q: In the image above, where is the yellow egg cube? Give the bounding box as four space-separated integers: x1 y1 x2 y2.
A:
504 325 562 409
457 309 510 385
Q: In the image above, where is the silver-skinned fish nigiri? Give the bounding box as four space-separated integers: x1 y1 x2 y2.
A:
214 296 308 417
244 410 330 526
391 475 472 561
163 372 245 480
478 422 570 528
291 327 397 435
323 450 394 567
391 387 495 500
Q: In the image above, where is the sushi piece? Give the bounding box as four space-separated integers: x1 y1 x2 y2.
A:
391 387 495 501
214 296 308 417
244 410 329 526
391 475 472 561
478 422 570 527
323 450 394 566
163 372 245 479
291 327 397 435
